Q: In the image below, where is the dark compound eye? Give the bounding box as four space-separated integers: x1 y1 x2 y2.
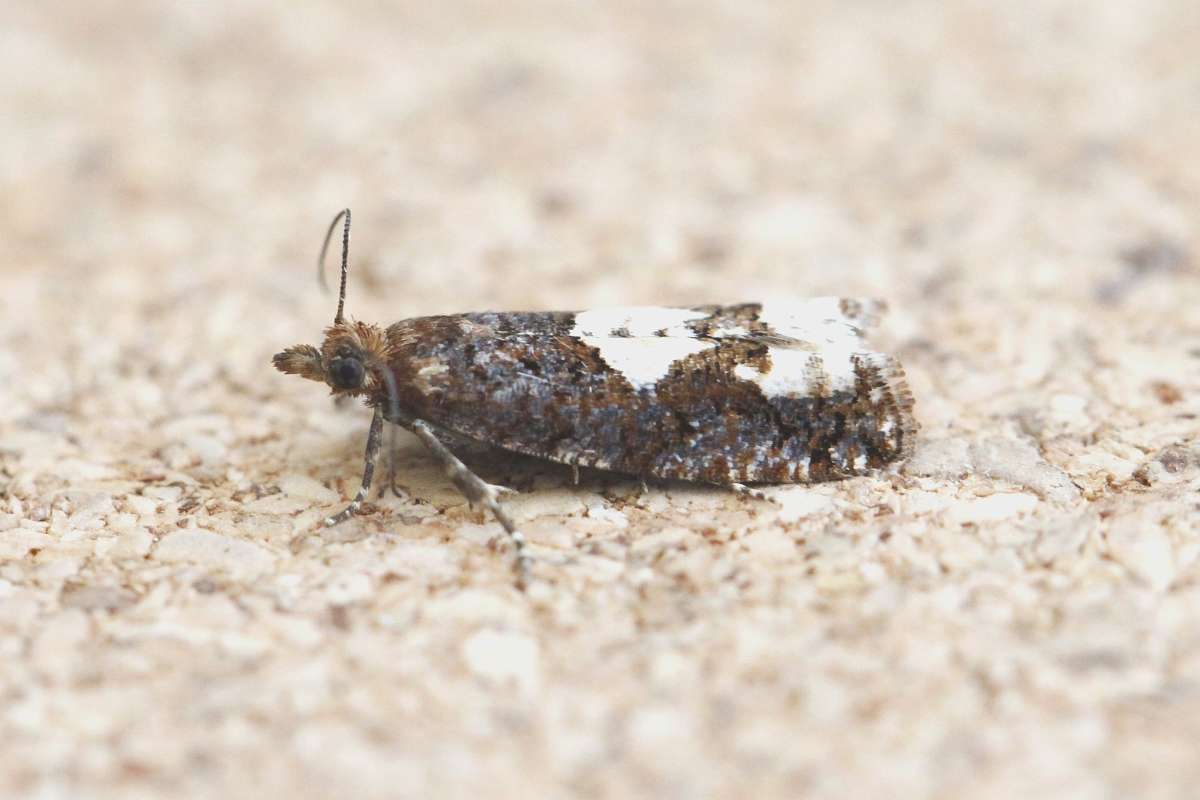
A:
328 356 366 390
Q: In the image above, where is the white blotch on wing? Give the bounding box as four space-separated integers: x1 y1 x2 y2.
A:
708 322 755 338
733 363 761 383
572 306 709 338
417 363 449 378
756 298 874 391
580 338 716 389
738 348 829 397
572 307 716 389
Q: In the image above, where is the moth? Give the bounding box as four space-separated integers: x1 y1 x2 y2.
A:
274 209 918 585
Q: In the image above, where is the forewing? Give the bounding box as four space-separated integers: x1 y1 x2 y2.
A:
391 301 915 484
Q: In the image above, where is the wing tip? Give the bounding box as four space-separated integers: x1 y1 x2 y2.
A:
838 297 888 330
858 351 920 457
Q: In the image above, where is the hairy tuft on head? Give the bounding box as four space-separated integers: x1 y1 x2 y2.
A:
273 345 325 382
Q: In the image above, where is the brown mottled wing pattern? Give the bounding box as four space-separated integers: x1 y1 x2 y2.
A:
386 300 916 484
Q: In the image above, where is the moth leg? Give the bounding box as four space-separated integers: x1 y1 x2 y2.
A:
410 419 530 588
325 406 384 526
385 424 407 499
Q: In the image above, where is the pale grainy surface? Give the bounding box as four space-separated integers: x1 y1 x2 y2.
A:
3 2 1200 798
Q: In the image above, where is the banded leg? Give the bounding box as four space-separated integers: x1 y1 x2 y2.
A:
385 423 407 499
410 419 530 588
325 406 384 526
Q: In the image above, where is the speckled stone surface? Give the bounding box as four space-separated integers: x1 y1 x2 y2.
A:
3 2 1199 798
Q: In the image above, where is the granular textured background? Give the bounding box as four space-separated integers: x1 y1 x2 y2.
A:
3 2 1200 798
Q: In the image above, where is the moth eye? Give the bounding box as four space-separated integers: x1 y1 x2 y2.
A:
328 357 366 390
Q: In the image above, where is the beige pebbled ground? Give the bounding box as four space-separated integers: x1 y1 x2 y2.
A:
3 2 1200 798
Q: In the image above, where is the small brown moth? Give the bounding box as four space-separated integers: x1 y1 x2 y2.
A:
275 210 917 587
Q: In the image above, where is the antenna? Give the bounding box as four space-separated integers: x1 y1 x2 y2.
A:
317 208 352 324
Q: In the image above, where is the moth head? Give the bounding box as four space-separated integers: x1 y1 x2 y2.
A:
274 209 404 432
273 339 368 391
272 208 382 396
273 321 390 396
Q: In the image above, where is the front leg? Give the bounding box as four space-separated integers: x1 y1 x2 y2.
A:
325 406 384 526
385 423 407 499
409 419 530 588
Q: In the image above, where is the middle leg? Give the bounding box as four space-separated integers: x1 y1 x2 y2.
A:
409 419 530 588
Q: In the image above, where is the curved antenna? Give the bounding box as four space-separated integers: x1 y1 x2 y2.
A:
316 208 352 324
